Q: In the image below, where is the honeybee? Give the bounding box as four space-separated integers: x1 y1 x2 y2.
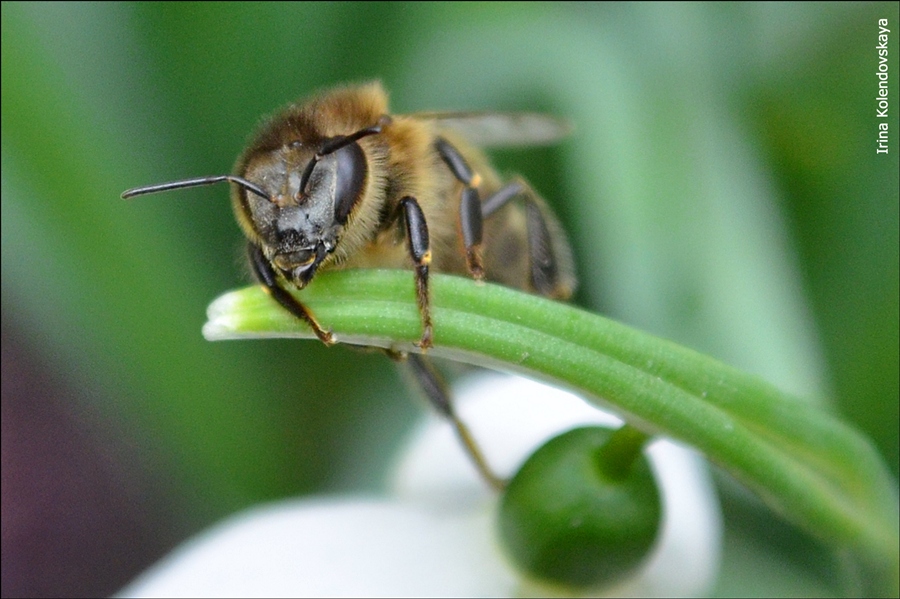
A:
123 82 576 489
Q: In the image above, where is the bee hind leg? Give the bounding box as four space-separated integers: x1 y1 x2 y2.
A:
393 351 506 491
482 178 571 298
248 242 335 345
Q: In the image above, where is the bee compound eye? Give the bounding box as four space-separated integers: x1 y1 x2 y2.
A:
333 142 367 224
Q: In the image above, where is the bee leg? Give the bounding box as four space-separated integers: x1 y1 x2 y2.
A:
435 137 485 280
394 351 506 491
482 179 566 297
248 242 335 345
399 196 434 350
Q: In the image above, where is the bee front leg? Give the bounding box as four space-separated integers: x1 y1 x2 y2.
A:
395 352 505 491
399 197 434 349
435 137 484 280
248 242 335 345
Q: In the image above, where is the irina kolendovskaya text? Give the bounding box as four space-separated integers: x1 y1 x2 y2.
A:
877 19 890 154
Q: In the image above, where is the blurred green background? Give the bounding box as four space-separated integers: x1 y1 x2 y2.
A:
2 2 897 596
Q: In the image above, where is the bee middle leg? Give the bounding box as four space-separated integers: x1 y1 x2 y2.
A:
435 137 485 280
390 350 505 491
248 242 335 345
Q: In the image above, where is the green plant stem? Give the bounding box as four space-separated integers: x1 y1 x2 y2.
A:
595 425 650 481
204 269 899 595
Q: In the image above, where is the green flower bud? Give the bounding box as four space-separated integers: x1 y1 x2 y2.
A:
498 426 661 589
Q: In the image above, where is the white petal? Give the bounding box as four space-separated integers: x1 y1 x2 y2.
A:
391 372 722 597
119 497 515 598
119 372 721 598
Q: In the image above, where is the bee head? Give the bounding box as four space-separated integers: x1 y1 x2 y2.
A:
121 118 386 290
238 139 368 287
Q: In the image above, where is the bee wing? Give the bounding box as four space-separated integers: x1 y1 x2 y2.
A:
410 112 573 147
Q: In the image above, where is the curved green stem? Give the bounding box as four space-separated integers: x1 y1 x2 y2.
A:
204 269 899 595
596 425 650 481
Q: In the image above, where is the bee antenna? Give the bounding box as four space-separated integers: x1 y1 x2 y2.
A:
121 175 271 201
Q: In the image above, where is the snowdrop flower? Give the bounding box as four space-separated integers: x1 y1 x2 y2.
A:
119 373 721 598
